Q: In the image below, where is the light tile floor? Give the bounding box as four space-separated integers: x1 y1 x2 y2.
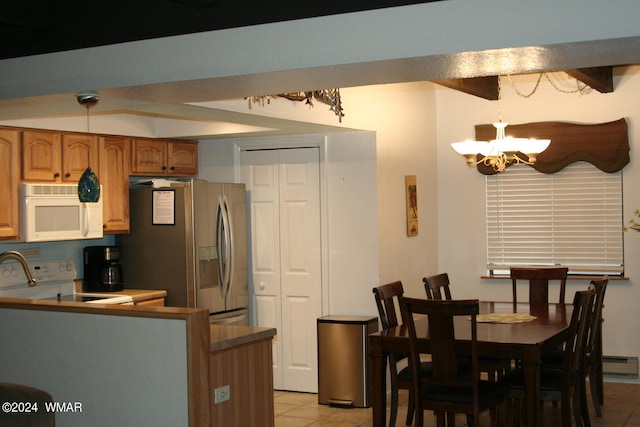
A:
274 381 640 426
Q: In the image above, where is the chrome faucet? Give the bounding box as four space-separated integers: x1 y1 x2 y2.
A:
0 251 37 287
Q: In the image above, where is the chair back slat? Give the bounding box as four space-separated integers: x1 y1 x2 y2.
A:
428 314 458 378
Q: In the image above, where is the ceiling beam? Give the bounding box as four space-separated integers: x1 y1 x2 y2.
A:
437 66 614 100
564 66 614 93
433 76 499 100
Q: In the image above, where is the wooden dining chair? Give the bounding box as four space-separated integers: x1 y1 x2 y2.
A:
586 278 608 417
422 273 452 301
423 273 511 381
510 266 569 304
542 278 608 417
502 287 596 427
399 297 508 427
373 281 432 427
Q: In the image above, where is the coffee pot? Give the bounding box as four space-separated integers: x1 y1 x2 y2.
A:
83 246 124 292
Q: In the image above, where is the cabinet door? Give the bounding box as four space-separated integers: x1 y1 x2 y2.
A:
168 141 198 176
22 130 61 181
99 136 130 233
131 138 167 175
61 133 99 181
0 128 20 239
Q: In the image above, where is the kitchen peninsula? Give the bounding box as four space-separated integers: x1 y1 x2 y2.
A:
0 297 276 427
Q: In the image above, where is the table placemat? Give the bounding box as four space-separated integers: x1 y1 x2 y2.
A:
474 313 537 324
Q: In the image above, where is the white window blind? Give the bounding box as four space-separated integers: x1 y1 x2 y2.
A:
486 162 624 275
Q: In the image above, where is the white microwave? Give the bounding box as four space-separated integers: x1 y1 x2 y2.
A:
18 183 104 242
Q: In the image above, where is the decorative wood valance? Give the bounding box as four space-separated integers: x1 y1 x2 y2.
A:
475 118 630 175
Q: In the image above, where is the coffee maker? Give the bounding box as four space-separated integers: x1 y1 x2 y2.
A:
83 246 124 292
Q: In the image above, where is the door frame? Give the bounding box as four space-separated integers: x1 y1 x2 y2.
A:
233 134 330 320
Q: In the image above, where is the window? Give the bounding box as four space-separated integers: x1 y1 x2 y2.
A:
486 162 624 276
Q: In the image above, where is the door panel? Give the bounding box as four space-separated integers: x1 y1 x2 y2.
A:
241 147 321 393
243 150 283 388
282 202 309 270
253 202 277 273
255 294 281 375
287 296 312 366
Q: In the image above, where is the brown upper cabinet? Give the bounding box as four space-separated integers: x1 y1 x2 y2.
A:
131 138 198 176
0 128 21 239
22 130 99 182
99 136 131 234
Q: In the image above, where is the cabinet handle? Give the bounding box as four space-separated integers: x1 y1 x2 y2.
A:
65 172 71 178
161 166 167 171
53 172 60 178
170 166 175 171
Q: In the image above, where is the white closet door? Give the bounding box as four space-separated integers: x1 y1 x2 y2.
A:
241 147 321 393
243 149 283 388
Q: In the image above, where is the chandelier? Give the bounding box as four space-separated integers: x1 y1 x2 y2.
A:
247 89 344 122
450 76 550 173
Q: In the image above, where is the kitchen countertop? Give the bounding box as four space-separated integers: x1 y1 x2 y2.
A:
210 324 276 353
75 282 167 303
101 289 167 303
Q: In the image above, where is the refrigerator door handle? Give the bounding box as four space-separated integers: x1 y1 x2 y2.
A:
215 197 226 299
216 196 232 299
223 195 235 299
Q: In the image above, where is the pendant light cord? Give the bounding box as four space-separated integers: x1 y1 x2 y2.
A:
497 75 503 123
86 105 91 140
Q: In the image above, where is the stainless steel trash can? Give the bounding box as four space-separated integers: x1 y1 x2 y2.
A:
317 315 378 407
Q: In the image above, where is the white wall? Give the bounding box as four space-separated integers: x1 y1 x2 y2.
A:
436 68 640 364
337 83 439 299
324 131 378 315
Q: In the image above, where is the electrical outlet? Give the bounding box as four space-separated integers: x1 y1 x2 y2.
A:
214 385 230 404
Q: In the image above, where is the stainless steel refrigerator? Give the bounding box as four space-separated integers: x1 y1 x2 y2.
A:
117 179 249 325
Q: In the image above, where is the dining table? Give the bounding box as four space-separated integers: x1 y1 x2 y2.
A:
368 301 573 427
